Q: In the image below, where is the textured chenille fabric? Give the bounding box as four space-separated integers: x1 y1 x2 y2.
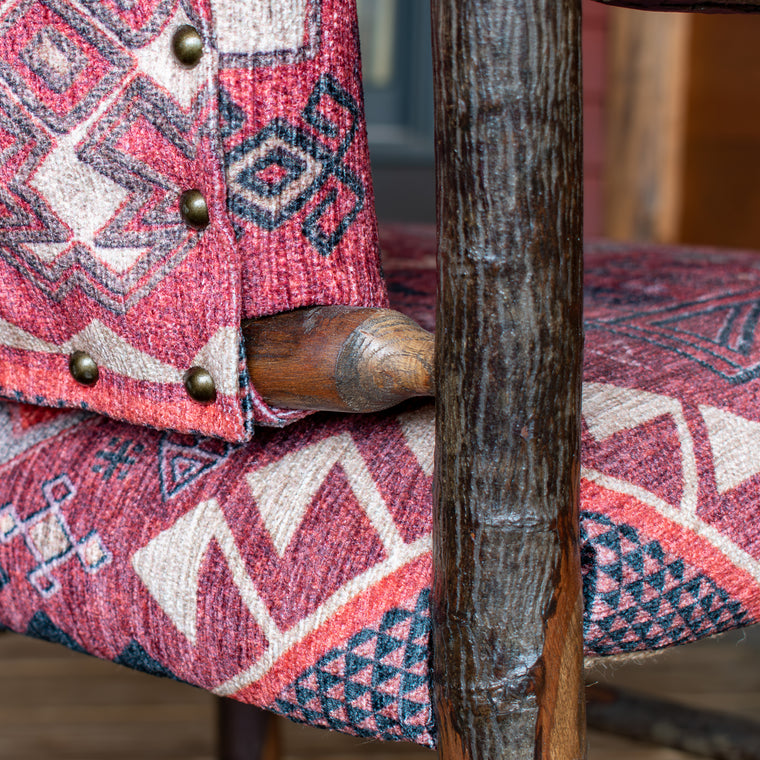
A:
0 229 758 746
0 0 385 440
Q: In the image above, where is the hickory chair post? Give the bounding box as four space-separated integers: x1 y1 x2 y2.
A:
430 1 586 758
431 1 760 758
224 1 760 759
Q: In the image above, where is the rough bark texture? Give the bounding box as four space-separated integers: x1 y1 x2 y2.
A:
593 0 760 11
431 1 585 759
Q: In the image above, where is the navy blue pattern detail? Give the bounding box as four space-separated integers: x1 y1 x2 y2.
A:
237 327 256 438
273 589 435 745
93 436 145 481
26 611 85 652
241 145 309 199
226 119 332 231
303 74 358 155
223 75 364 256
157 433 234 501
651 299 760 356
0 564 8 590
218 88 246 140
585 287 760 384
302 172 363 257
581 512 749 655
114 640 178 680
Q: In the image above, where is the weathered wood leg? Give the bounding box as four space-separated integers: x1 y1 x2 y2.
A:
431 1 586 758
216 698 279 760
586 684 760 759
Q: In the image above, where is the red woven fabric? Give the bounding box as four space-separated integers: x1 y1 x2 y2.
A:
0 228 758 746
0 0 385 439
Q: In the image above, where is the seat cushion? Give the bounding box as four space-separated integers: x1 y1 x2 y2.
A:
0 226 759 747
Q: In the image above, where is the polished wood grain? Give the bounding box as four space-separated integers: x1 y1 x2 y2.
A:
430 0 585 757
593 0 760 10
243 308 433 413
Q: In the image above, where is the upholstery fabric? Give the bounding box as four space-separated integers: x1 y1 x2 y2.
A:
0 227 759 746
0 0 386 440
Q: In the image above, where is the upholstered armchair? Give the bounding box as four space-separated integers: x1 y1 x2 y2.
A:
1 1 759 758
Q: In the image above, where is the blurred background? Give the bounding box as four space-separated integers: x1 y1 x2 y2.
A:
362 0 760 250
358 0 435 224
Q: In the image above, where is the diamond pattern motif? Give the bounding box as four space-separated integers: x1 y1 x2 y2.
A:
0 96 69 248
0 0 132 133
273 589 435 745
14 75 206 312
223 75 365 256
582 512 749 654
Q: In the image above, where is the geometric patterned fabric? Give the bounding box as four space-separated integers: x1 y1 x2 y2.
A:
0 227 758 748
0 0 386 440
581 513 749 654
274 589 434 745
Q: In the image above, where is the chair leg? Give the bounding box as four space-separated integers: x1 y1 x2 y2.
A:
216 698 279 760
586 684 760 759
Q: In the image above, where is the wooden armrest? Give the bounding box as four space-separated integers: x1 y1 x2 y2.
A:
593 0 760 10
242 306 434 413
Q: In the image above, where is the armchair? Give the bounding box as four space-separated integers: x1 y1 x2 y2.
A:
0 2 759 760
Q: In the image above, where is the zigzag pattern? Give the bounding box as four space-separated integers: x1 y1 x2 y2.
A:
582 512 749 655
273 589 435 746
0 95 68 247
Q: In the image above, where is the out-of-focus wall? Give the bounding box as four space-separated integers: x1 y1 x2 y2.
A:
681 15 760 249
362 0 611 236
583 0 610 239
604 9 760 250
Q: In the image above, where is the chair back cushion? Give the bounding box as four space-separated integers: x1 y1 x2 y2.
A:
0 0 386 441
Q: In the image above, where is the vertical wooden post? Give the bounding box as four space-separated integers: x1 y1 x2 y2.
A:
603 9 691 243
217 698 279 760
430 1 586 759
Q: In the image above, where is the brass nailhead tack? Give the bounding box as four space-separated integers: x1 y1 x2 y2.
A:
179 189 209 229
172 24 203 68
184 366 217 404
69 351 99 387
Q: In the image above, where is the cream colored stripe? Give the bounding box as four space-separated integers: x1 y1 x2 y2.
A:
582 467 760 584
0 319 239 394
582 383 699 516
213 535 432 696
210 0 309 54
63 321 181 384
339 437 407 555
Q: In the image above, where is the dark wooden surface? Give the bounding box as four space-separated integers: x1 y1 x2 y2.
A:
217 698 278 760
243 307 433 413
431 0 585 758
0 626 758 758
586 684 760 759
592 0 760 10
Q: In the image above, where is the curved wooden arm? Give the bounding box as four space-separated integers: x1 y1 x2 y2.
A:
242 306 434 413
593 0 760 10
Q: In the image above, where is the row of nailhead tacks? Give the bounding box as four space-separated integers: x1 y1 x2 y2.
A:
69 25 216 406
